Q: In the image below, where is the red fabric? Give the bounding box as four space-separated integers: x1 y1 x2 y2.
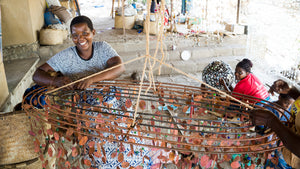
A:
233 73 269 102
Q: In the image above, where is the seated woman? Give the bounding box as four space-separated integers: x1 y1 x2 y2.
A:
31 16 151 168
221 58 270 104
33 17 124 89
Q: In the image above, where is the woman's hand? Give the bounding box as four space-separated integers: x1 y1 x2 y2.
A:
53 76 74 90
219 78 226 87
219 78 232 92
75 78 94 90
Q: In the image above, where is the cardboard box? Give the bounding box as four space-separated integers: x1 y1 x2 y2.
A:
225 24 245 34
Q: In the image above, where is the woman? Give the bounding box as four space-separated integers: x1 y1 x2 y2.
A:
221 58 270 103
33 16 124 89
32 16 151 168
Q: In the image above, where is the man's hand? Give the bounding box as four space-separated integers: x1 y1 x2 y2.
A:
250 109 278 127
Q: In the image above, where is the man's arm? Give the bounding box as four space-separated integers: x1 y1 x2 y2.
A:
251 109 300 158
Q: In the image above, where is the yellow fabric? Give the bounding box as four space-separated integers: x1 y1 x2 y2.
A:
290 97 300 117
292 111 300 168
283 98 300 168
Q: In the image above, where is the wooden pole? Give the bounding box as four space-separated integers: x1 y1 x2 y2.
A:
111 0 115 18
122 0 125 35
236 0 240 24
170 0 173 32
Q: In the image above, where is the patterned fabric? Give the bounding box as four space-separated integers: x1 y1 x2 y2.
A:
23 84 47 109
78 87 152 169
202 60 234 90
47 41 119 81
264 149 292 169
290 97 300 118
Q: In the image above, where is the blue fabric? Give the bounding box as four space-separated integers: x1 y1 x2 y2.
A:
44 8 61 26
255 96 270 107
264 102 291 122
264 149 292 169
23 84 47 109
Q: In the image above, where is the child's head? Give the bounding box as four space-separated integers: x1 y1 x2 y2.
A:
70 15 94 34
287 86 300 100
235 58 253 80
278 93 294 110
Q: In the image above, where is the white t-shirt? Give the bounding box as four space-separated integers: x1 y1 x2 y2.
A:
47 41 119 81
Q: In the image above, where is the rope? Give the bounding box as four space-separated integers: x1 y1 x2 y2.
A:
132 56 148 126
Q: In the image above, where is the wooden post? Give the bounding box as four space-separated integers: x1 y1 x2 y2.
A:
111 0 115 18
122 0 125 35
236 0 240 24
170 0 173 31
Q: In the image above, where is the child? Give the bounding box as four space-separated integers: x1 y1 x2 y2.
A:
264 94 294 121
263 94 294 169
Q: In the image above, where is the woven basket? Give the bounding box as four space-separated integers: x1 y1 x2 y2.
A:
39 28 67 45
114 15 135 29
1 158 43 169
0 111 43 166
